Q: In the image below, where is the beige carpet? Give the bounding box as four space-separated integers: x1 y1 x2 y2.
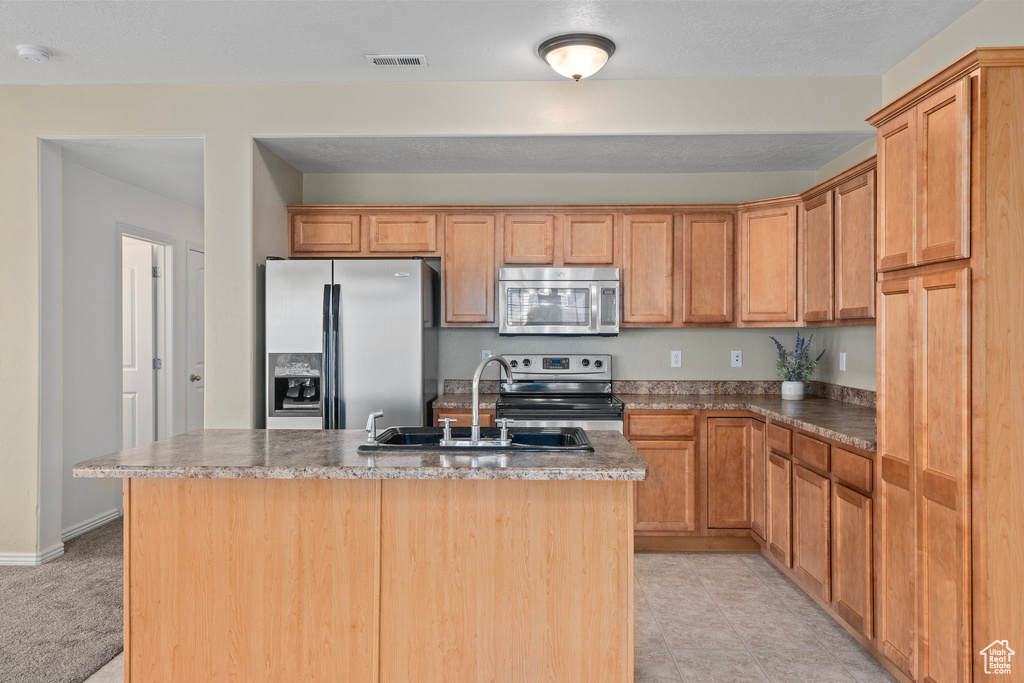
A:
0 519 123 683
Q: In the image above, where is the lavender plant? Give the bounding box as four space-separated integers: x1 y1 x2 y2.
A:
769 332 826 383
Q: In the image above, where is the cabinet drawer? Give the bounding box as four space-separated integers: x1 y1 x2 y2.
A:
766 423 792 455
626 413 697 439
794 434 830 473
832 448 873 493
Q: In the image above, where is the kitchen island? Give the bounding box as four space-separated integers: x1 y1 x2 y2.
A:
75 429 647 683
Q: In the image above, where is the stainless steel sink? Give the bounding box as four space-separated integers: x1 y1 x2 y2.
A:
358 426 593 453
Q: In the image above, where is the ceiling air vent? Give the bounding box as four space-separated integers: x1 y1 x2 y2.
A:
365 54 428 67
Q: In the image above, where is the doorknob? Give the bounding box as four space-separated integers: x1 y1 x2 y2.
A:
190 374 202 382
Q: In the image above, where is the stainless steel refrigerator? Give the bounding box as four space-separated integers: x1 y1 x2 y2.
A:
265 259 438 430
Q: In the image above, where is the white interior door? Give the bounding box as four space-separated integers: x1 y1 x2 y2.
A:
187 246 205 430
122 240 156 449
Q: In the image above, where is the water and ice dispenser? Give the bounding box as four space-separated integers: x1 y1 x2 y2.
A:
268 353 322 422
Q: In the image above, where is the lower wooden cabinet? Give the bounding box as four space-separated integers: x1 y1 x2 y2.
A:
443 214 496 325
706 418 750 529
832 484 874 639
767 452 793 566
633 440 698 533
432 408 494 428
749 420 767 541
792 465 831 601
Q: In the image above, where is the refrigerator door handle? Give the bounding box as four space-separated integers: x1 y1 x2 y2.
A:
322 284 333 429
331 284 342 428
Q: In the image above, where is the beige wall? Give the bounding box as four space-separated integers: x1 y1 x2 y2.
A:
812 326 877 391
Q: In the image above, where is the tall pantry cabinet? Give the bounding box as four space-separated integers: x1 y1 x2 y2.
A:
869 48 1024 683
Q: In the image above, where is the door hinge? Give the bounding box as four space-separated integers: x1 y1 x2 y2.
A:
152 266 162 278
153 358 162 370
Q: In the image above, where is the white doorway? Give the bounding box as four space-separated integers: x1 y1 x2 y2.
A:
187 244 205 430
121 237 158 448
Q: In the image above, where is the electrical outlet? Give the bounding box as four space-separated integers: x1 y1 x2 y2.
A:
482 349 492 360
670 350 682 368
731 350 742 368
840 352 847 371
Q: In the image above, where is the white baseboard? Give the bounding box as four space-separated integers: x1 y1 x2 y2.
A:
62 508 123 542
0 542 65 566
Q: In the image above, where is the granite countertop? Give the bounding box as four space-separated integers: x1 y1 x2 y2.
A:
72 429 647 482
433 392 876 452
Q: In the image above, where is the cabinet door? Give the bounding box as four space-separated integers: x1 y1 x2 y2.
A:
749 420 767 542
682 213 734 323
433 408 495 428
444 215 496 324
291 213 361 256
503 214 555 264
916 267 971 683
917 77 971 265
622 214 676 324
562 214 616 265
767 453 792 567
832 484 873 639
800 192 834 322
632 440 698 533
877 276 917 678
368 214 438 253
706 418 750 529
877 110 917 271
739 204 798 322
792 465 831 602
834 169 876 320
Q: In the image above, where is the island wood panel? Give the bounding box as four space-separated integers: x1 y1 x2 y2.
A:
916 267 971 683
444 214 496 324
124 478 381 683
749 419 767 541
367 213 438 253
800 191 834 322
832 484 874 639
738 204 798 323
876 276 917 679
706 417 750 529
792 465 831 602
876 110 917 271
834 169 876 319
633 439 698 533
622 214 676 324
767 452 793 567
562 213 617 265
917 77 971 266
290 213 361 256
503 214 556 264
379 479 633 683
681 213 734 323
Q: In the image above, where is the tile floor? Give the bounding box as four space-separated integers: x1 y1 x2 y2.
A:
85 552 896 682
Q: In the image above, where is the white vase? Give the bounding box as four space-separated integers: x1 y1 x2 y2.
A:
781 381 805 401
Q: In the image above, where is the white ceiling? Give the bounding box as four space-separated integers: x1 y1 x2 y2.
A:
257 133 876 174
53 138 205 209
1 1 980 85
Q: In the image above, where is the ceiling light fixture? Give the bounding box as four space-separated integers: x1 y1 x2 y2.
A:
538 33 615 82
17 44 50 62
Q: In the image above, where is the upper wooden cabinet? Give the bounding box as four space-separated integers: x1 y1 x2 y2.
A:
443 214 496 325
622 214 676 325
563 214 617 265
290 212 361 255
502 214 555 264
800 192 834 322
682 213 734 324
739 202 798 323
368 214 438 253
834 169 876 320
875 76 970 271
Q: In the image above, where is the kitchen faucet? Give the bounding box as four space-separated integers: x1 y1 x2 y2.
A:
471 354 514 442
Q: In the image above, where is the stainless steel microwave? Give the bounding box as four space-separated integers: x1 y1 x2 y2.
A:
498 268 619 336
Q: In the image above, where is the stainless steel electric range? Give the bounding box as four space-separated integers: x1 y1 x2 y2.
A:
495 354 624 432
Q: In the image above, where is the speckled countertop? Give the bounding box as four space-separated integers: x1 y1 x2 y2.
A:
434 393 876 452
72 429 647 481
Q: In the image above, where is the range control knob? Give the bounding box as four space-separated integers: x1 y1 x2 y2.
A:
509 360 518 368
522 358 532 368
581 358 591 367
594 359 603 369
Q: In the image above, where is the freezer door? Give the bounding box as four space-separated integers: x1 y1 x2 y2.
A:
334 260 429 429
